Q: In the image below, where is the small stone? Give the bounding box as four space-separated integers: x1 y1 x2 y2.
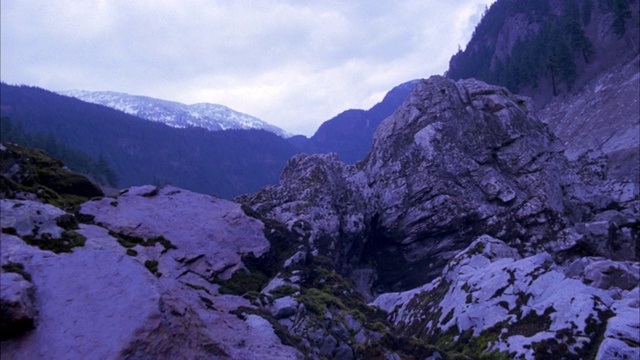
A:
0 272 36 340
271 296 298 319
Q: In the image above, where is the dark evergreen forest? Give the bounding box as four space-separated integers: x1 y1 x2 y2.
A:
0 83 298 198
1 116 119 187
447 0 633 95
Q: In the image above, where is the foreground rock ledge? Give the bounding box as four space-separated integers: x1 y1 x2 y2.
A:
1 186 303 360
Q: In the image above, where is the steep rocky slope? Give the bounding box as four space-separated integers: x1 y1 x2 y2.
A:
447 0 640 187
448 0 639 102
2 75 638 359
538 54 639 180
240 75 638 295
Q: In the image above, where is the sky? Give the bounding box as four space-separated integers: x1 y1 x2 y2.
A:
1 0 495 136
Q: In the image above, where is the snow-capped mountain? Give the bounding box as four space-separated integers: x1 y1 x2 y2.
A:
58 90 292 138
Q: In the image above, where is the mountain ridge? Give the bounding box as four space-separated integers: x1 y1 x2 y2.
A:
291 79 419 164
1 83 297 199
58 89 292 138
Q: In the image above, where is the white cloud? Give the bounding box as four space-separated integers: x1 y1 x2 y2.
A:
1 0 495 136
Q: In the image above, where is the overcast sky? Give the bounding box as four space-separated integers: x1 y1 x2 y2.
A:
1 0 495 136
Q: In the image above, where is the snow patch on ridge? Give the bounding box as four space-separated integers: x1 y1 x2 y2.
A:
58 90 292 138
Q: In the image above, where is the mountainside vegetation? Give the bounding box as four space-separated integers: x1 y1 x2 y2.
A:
0 117 118 187
0 142 104 210
447 0 637 96
0 83 298 198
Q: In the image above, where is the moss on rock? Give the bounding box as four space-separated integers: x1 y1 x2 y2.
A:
1 143 104 210
1 262 32 281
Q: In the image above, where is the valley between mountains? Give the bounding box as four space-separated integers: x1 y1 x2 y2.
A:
1 0 638 359
2 74 638 359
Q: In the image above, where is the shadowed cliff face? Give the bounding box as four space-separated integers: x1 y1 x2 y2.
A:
239 75 638 296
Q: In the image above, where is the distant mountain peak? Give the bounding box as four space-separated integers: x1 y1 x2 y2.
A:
58 90 292 138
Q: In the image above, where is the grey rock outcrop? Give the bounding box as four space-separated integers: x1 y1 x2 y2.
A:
0 271 36 340
373 235 640 359
241 76 605 294
0 187 304 359
362 76 568 289
0 199 66 239
80 185 270 279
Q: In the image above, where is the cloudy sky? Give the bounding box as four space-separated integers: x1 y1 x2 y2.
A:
1 0 495 136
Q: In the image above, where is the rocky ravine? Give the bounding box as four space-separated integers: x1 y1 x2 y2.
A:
2 76 639 359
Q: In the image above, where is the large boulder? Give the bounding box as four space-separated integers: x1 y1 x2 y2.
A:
361 76 568 290
80 185 270 279
241 76 573 294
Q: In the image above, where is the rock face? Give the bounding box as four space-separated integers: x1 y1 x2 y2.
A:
361 76 567 290
539 54 640 181
0 271 36 340
241 75 637 295
0 186 304 359
80 185 270 279
373 235 640 359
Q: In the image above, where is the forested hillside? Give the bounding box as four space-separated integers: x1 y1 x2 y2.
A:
0 83 298 198
447 0 638 98
0 117 118 187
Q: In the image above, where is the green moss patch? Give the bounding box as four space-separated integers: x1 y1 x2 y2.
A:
109 231 177 252
21 230 86 253
2 227 18 235
467 241 486 256
299 288 346 315
2 262 32 281
268 285 299 299
55 214 79 230
216 269 268 296
144 260 161 277
506 306 555 337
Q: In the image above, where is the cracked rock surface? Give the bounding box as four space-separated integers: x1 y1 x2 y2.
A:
240 76 637 296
